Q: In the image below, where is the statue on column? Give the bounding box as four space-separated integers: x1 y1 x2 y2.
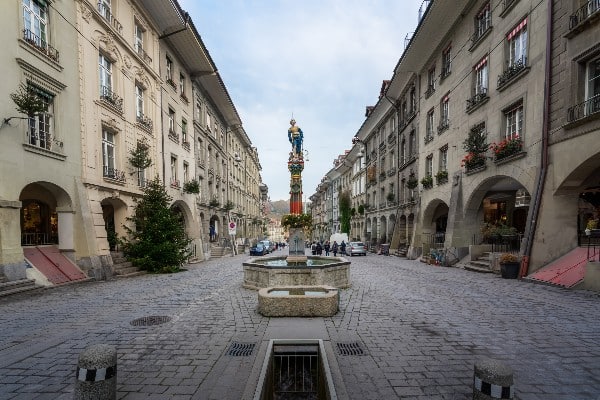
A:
288 119 303 157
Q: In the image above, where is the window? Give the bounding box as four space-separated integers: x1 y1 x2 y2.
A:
179 73 185 96
135 84 144 118
27 86 53 150
440 94 450 131
170 155 178 186
137 166 146 187
441 45 452 78
475 57 489 94
507 18 527 67
134 23 144 53
206 113 212 131
168 108 175 133
409 129 416 158
400 137 406 164
426 155 433 177
183 162 189 183
410 86 417 114
98 0 111 21
102 129 116 177
166 56 173 83
439 146 448 172
474 3 491 41
586 56 600 101
22 0 50 51
426 67 436 97
99 53 112 97
426 108 435 142
504 101 523 140
182 118 188 144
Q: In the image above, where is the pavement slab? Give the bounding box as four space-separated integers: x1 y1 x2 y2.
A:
0 251 599 399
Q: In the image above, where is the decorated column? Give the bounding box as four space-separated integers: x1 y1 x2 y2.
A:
287 119 304 214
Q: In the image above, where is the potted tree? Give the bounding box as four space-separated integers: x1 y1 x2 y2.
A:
499 253 520 279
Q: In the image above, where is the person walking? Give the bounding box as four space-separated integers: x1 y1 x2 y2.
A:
332 241 338 257
316 241 323 255
340 241 347 256
324 241 330 256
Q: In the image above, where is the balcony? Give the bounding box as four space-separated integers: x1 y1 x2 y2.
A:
103 166 126 183
166 77 176 89
567 95 600 124
470 22 492 50
182 140 190 151
135 45 152 64
180 93 189 103
424 84 435 99
424 132 434 144
22 29 59 62
568 0 600 32
466 88 489 113
437 119 450 134
100 86 123 113
497 56 528 90
170 178 180 188
136 114 153 132
168 129 179 143
97 2 123 34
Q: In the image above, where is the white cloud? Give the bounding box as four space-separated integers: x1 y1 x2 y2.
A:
180 0 423 200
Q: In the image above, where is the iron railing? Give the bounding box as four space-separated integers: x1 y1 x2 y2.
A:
97 1 123 34
567 95 600 123
136 114 153 131
497 56 528 88
135 44 152 64
466 87 488 111
472 233 522 253
569 0 600 30
21 232 58 246
103 166 126 182
100 85 123 112
22 29 59 62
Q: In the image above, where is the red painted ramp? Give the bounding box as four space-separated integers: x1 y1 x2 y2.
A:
24 246 88 284
526 247 591 288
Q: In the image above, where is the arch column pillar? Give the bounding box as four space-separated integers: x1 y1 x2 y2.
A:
0 200 26 279
56 207 75 251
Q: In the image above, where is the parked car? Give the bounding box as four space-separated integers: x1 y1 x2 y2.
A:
249 243 267 256
346 242 367 256
260 240 273 253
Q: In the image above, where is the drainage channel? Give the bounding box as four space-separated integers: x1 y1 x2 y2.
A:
254 339 337 400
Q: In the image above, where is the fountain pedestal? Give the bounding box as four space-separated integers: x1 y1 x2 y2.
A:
287 228 307 263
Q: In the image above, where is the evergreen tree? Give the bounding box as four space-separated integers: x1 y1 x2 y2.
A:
121 177 191 273
339 190 351 234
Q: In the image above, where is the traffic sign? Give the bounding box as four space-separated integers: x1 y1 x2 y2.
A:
228 221 237 235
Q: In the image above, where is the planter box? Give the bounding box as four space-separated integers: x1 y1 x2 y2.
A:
500 262 520 279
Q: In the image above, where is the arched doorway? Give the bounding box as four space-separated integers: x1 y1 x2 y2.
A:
101 198 127 251
19 182 72 248
209 215 220 242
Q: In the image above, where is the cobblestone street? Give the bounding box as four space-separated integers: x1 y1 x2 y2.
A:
1 251 599 399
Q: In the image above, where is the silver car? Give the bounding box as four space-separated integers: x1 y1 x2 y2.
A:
346 242 367 256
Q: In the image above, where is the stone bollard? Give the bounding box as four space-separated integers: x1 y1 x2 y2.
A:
473 358 514 399
74 344 117 400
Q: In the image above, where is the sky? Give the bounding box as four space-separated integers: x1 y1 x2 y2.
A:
179 0 424 201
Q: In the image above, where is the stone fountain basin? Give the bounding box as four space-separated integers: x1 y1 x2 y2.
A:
258 286 338 317
243 256 350 290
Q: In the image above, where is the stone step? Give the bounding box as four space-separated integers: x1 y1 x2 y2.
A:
115 270 146 279
113 261 133 269
114 265 139 275
464 263 494 273
0 279 41 297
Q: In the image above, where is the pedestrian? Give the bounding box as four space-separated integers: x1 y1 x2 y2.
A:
316 242 323 255
340 241 347 256
324 241 330 256
332 241 338 257
311 242 317 255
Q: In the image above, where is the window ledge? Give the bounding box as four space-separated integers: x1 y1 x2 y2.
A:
23 143 66 161
466 95 489 114
468 27 493 52
494 151 527 165
18 40 63 72
564 109 600 130
497 65 530 92
465 164 487 176
499 0 520 18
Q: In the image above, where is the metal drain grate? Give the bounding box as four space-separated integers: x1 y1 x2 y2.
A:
130 315 172 326
227 342 256 357
336 342 365 356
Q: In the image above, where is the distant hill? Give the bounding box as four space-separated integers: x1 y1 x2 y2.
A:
268 200 289 218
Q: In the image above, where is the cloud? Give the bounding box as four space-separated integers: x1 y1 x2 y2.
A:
180 0 422 200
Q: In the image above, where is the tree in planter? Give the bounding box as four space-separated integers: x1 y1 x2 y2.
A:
209 196 220 207
358 204 365 215
462 124 488 170
435 170 448 183
183 179 200 194
224 200 235 211
420 175 433 189
128 141 153 170
120 177 191 273
338 190 351 234
9 83 48 117
406 173 418 189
